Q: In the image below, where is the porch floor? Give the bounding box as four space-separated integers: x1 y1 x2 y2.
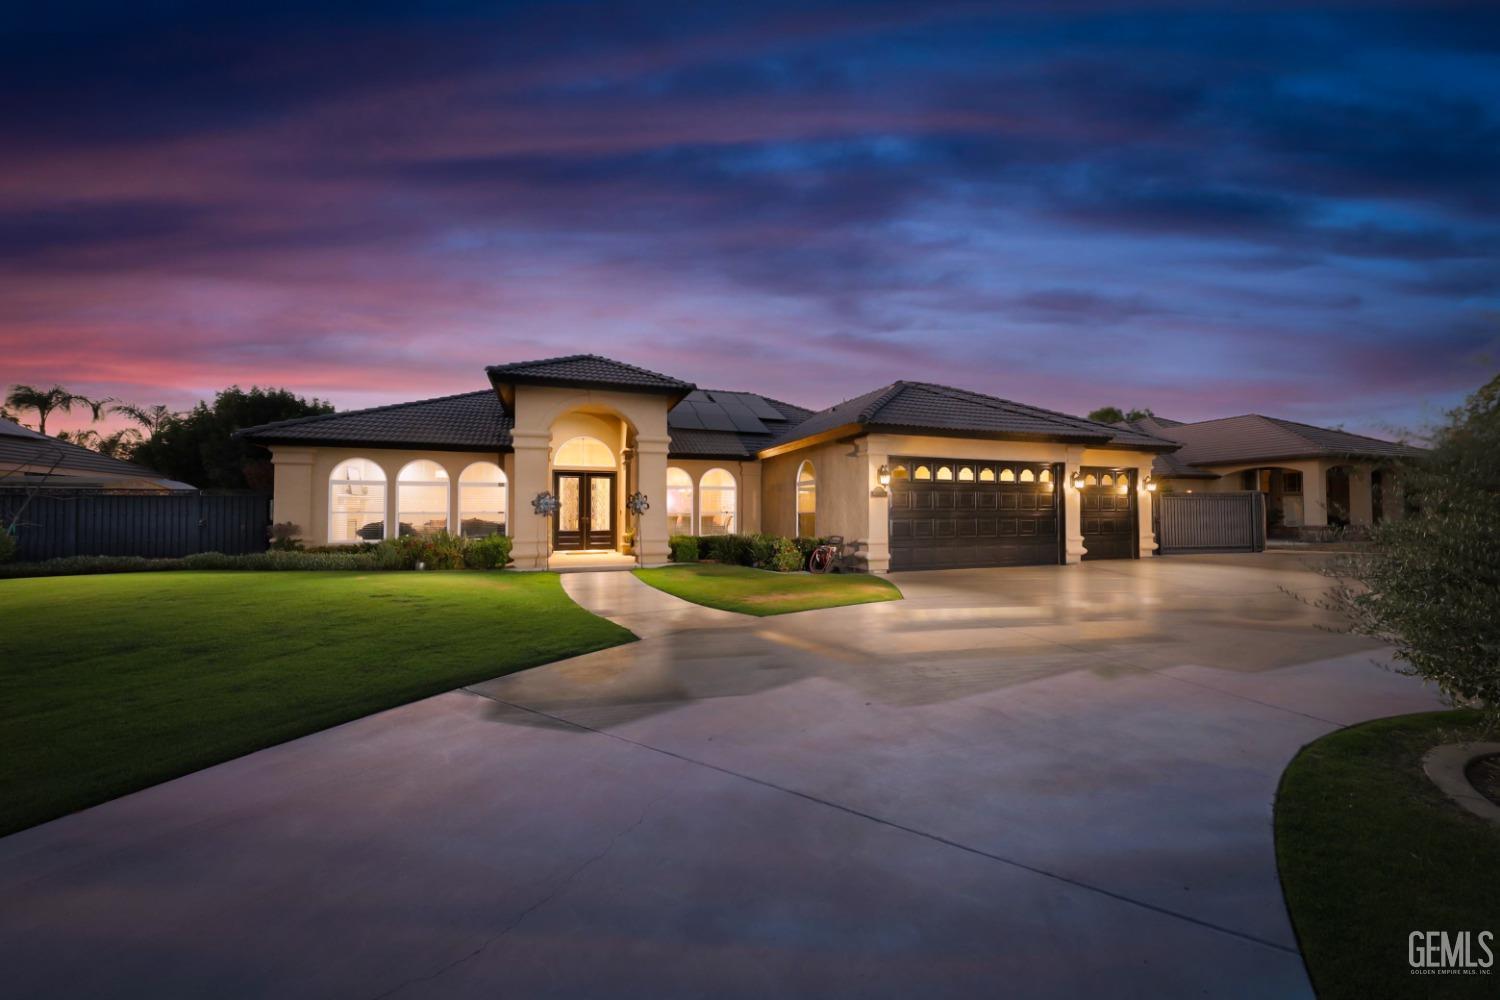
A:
547 550 638 573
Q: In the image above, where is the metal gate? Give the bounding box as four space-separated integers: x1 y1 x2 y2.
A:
1155 491 1266 555
0 490 271 561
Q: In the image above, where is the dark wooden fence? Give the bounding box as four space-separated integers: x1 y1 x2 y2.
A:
0 490 270 561
1155 491 1266 555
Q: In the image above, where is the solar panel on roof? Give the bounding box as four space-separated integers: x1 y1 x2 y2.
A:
712 393 769 434
740 394 784 421
667 406 705 430
695 402 738 432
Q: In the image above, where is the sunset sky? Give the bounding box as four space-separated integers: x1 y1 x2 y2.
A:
3 1 1496 440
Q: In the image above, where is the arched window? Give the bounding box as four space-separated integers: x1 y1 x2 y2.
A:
796 461 816 538
891 464 909 481
397 460 450 537
914 465 932 481
329 458 387 543
666 467 693 535
1085 473 1097 486
459 462 507 538
555 436 614 468
700 468 736 535
1039 469 1052 483
1000 468 1016 482
1101 473 1114 486
979 467 996 482
1019 468 1035 482
958 466 975 482
936 465 953 481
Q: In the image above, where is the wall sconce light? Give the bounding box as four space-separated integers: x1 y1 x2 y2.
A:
878 464 891 487
1070 473 1086 490
1145 476 1157 493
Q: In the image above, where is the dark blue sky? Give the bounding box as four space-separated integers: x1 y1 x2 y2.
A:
3 1 1496 437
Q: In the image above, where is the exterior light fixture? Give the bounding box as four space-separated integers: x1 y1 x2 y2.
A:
878 464 891 487
1071 473 1086 490
1145 476 1157 493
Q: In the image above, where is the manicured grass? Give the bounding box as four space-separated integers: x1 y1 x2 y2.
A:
0 571 634 836
633 563 902 616
1275 710 1500 999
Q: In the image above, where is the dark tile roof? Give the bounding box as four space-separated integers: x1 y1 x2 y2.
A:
667 389 814 458
486 354 694 393
0 421 181 484
1155 414 1425 466
238 390 512 451
770 381 1178 452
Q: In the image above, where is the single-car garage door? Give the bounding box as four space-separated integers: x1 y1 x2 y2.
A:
888 458 1062 570
1079 467 1137 560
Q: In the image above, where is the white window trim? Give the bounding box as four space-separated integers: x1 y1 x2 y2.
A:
397 460 454 538
698 467 737 535
795 460 816 538
328 458 389 545
458 461 510 537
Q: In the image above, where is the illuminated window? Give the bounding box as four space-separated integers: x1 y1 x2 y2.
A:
458 462 507 538
1039 469 1052 483
958 466 975 482
555 435 614 468
1101 473 1114 486
1020 468 1034 482
1085 474 1097 486
667 467 693 535
796 461 816 537
329 458 387 543
914 465 932 481
398 460 450 537
979 467 995 482
699 468 736 535
1000 468 1016 482
936 466 953 481
891 464 909 480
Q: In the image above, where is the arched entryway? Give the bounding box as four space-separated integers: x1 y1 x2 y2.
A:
1237 466 1308 535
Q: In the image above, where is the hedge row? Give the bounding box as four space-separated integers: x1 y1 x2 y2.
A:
668 533 834 572
0 531 512 579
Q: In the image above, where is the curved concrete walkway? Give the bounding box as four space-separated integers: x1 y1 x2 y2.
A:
0 555 1443 998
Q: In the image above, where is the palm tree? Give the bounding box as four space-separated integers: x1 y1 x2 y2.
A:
4 385 90 435
92 428 143 460
111 402 176 438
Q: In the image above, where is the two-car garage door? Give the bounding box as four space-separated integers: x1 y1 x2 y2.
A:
887 457 1139 570
888 457 1062 570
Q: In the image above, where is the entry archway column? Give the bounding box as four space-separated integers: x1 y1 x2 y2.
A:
633 434 671 566
1063 446 1086 564
510 429 551 570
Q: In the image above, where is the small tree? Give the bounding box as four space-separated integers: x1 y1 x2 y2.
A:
1320 373 1499 730
1087 406 1155 424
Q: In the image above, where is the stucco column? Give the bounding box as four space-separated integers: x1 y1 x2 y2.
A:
509 430 551 570
1136 464 1157 556
1063 446 1086 564
270 447 315 543
1302 461 1329 528
1348 465 1374 526
861 442 890 574
634 435 671 566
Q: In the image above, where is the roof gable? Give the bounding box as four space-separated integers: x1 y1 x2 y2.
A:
486 354 695 411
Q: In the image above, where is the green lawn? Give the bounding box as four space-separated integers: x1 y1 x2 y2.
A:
1275 710 1500 999
0 571 634 836
633 563 902 616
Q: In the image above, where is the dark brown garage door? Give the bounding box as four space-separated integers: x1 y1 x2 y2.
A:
888 458 1062 570
1079 467 1137 560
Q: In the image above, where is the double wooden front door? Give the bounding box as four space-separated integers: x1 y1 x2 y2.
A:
553 472 616 551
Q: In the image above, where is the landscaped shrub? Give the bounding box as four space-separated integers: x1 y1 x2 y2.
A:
383 531 466 570
746 533 777 569
669 534 699 563
463 533 512 569
703 533 757 566
182 551 384 571
1 555 197 578
303 543 372 554
768 536 803 572
267 522 304 551
0 530 15 565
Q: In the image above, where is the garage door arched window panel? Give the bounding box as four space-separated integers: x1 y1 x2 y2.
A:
958 466 975 482
1085 473 1098 486
458 462 507 538
914 465 932 481
666 467 693 535
1039 469 1052 483
555 435 615 469
796 461 816 538
329 458 387 543
699 468 736 535
979 467 995 482
397 460 450 538
936 465 953 481
1000 467 1015 482
891 464 909 481
1019 468 1035 482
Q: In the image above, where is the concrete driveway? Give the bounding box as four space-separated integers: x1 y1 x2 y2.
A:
0 555 1443 998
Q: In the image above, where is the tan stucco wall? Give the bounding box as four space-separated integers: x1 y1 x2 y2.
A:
664 458 762 536
270 446 512 543
1188 458 1396 528
760 438 870 546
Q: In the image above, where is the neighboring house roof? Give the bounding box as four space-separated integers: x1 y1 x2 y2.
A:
486 353 696 410
768 381 1179 453
667 389 815 459
1112 418 1218 479
238 390 513 452
1150 414 1424 467
0 418 191 490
